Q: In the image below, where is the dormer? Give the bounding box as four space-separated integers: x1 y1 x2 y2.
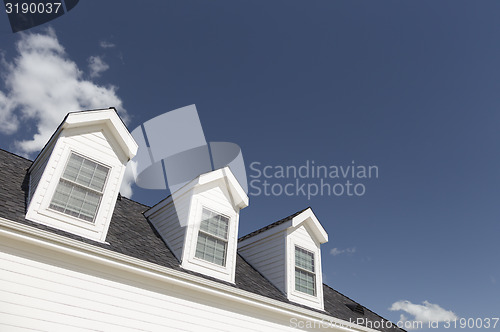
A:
145 167 248 283
238 208 328 310
26 109 138 242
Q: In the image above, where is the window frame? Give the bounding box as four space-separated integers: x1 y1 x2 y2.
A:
48 151 111 224
181 196 238 283
194 207 230 267
294 245 316 296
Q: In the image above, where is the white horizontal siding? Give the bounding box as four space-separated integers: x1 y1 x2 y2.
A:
0 243 315 332
238 231 287 292
197 186 232 206
291 225 318 248
28 154 49 206
30 142 63 213
147 195 191 260
67 131 116 158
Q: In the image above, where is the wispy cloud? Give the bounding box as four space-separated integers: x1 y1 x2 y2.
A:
99 40 115 49
88 55 109 78
120 159 137 198
330 247 356 256
0 27 127 156
389 300 458 330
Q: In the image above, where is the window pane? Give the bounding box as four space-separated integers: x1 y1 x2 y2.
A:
295 247 315 272
90 164 109 191
79 159 95 187
50 179 73 208
79 191 100 221
195 232 227 266
65 184 87 215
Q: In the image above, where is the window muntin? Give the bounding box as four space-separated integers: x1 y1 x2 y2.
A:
195 208 229 266
295 246 316 296
49 153 110 223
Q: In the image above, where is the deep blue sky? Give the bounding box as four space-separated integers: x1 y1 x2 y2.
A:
1 1 499 330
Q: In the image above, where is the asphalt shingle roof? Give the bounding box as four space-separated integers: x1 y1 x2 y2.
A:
0 148 403 332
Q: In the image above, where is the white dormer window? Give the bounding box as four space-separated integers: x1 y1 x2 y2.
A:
238 208 328 310
295 246 316 296
26 109 138 243
195 208 229 266
49 152 110 223
145 167 248 284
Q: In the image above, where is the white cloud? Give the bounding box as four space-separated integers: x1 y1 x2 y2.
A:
0 90 18 134
389 300 458 330
120 160 137 198
99 40 116 49
330 247 356 256
88 55 109 78
0 27 127 156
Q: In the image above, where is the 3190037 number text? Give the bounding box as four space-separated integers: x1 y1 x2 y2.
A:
5 2 62 14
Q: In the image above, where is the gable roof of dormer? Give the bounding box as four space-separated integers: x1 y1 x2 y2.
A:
176 166 247 207
238 207 328 244
145 166 249 219
195 166 249 210
29 108 137 173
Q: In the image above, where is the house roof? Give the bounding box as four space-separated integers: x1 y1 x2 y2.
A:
0 148 404 332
